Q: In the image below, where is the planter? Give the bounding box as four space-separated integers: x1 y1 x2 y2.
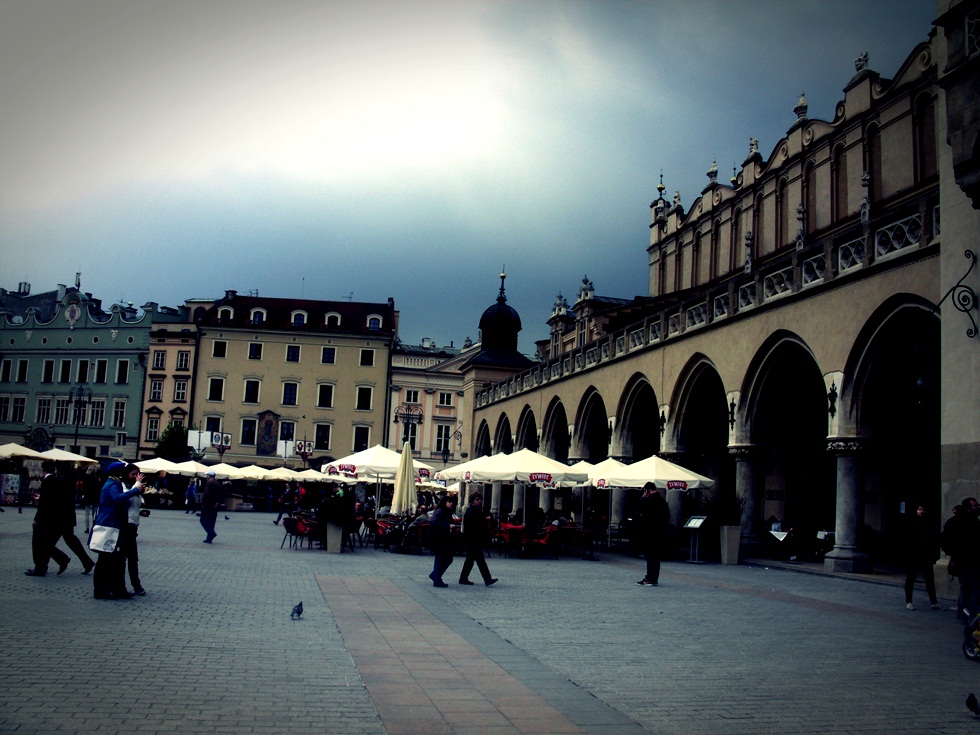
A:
720 525 741 565
324 522 344 554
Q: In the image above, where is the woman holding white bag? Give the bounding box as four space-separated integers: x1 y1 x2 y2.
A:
90 462 144 600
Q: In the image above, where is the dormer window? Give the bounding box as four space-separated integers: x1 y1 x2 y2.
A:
291 311 308 326
217 307 234 322
325 312 342 328
250 309 266 325
367 314 383 330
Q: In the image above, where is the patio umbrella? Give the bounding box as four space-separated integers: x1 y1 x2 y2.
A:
323 444 434 481
204 463 248 480
135 457 182 473
265 466 301 481
0 443 44 459
237 464 275 481
170 459 211 477
594 455 715 490
390 442 416 516
296 468 332 483
433 454 496 482
455 448 589 485
38 448 98 465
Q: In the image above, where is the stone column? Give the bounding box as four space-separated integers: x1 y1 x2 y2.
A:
824 439 870 573
538 486 553 516
666 489 685 530
512 483 524 518
610 487 628 528
489 481 502 517
729 445 763 545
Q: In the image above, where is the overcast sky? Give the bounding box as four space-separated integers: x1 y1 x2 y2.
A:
0 0 936 353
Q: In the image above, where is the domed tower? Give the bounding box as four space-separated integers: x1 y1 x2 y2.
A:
465 271 535 370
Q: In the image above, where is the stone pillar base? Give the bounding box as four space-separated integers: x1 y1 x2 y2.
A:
823 547 871 574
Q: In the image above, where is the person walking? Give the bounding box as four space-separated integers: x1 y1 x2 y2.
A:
53 462 95 575
427 494 456 588
92 462 144 600
636 482 669 586
184 479 198 514
200 471 223 543
25 460 72 577
122 475 145 595
82 464 100 533
458 493 497 587
942 497 980 620
903 504 941 611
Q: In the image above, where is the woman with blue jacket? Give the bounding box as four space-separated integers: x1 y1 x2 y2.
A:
92 462 144 600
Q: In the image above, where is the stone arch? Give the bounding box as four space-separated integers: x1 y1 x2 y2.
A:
741 331 834 533
541 396 571 462
844 295 941 556
493 414 514 454
515 405 539 451
572 387 611 462
473 420 492 457
614 373 660 461
670 355 732 483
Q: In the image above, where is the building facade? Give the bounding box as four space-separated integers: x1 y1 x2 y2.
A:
469 31 968 572
138 319 199 458
189 291 397 469
0 282 184 461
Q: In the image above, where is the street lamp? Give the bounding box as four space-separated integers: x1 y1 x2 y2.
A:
393 405 423 449
67 384 93 454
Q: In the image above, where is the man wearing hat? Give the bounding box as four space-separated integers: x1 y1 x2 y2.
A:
200 471 224 543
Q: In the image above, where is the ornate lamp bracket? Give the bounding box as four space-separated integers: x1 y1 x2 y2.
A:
939 250 977 339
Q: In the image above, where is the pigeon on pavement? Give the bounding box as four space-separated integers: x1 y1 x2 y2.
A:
967 693 980 718
291 601 303 620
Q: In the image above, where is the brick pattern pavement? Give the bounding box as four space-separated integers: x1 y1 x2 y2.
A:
2 509 978 735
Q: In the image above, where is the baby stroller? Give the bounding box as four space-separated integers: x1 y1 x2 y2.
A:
962 612 980 661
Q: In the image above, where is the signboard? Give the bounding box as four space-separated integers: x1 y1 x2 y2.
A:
684 515 708 529
294 440 314 454
211 432 232 447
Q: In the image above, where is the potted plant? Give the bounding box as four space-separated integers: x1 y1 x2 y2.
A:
706 488 746 565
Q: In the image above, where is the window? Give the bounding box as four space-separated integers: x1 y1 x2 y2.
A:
279 421 295 442
436 424 452 453
217 307 234 321
367 316 382 330
115 432 127 447
250 309 266 325
152 351 166 369
0 359 10 382
171 417 184 428
208 377 224 401
359 349 375 367
42 360 54 383
353 426 370 452
241 418 257 445
248 343 263 360
59 359 72 383
111 399 126 429
115 359 129 385
16 360 28 383
325 313 341 327
212 340 227 358
321 346 336 364
55 398 71 425
89 400 105 428
177 350 190 370
405 389 420 404
285 345 300 363
437 391 453 407
150 379 164 402
402 422 418 451
12 397 26 422
282 382 298 406
205 416 222 434
317 384 334 408
243 379 260 403
146 417 160 442
291 311 307 326
95 359 108 384
355 386 373 411
72 400 87 427
77 359 89 384
314 424 331 450
0 396 8 421
173 380 187 402
36 398 52 425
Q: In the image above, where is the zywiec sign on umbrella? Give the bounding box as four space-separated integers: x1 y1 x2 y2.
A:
666 481 688 490
528 473 552 484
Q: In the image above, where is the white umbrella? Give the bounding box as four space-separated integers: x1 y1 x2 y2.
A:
434 454 496 482
236 464 275 481
170 459 211 477
38 448 98 465
390 442 416 516
296 468 332 482
265 466 301 480
447 448 589 485
323 444 434 480
595 455 715 490
0 443 45 459
135 457 182 473
204 462 247 480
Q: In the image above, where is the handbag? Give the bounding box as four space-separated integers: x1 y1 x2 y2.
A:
89 525 120 553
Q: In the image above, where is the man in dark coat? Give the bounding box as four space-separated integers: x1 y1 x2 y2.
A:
200 471 224 543
458 493 497 587
53 462 95 575
636 482 669 586
25 460 72 577
427 495 456 587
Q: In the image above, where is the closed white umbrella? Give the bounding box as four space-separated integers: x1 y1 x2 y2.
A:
390 442 416 516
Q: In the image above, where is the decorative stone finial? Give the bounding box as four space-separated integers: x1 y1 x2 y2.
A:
794 92 808 120
706 160 718 184
855 51 869 73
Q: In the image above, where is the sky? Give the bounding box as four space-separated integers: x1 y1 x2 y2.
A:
0 0 937 354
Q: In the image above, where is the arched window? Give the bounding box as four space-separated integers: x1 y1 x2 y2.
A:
914 93 937 182
832 144 848 221
804 162 817 235
712 219 722 280
291 311 307 326
866 124 882 203
692 232 702 288
753 193 765 256
217 307 234 322
730 209 742 273
366 314 383 330
776 178 790 248
249 309 266 325
325 313 341 328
